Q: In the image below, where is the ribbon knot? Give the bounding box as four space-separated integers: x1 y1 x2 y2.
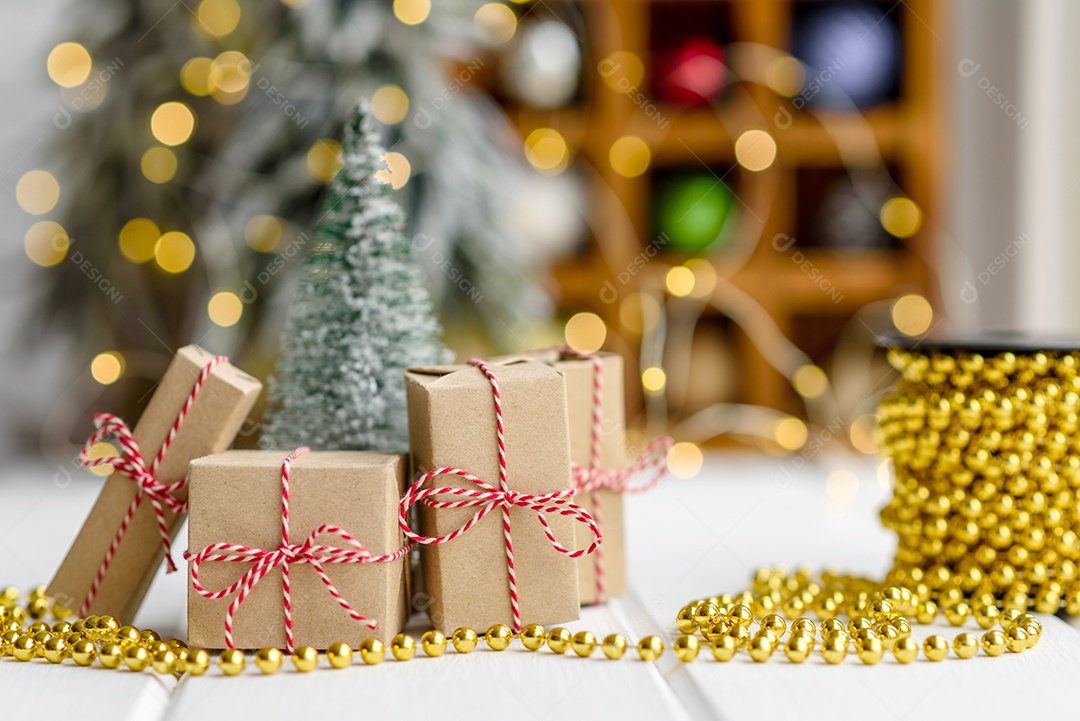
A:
185 448 412 652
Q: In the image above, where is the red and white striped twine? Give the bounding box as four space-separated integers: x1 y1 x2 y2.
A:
76 355 226 617
398 358 602 633
185 447 412 652
558 347 673 604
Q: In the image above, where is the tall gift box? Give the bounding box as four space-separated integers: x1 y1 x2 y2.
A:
186 450 411 650
403 359 601 632
47 345 262 622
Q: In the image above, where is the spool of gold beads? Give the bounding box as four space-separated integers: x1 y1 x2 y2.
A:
877 338 1080 614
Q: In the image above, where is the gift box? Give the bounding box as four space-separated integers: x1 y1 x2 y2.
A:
403 359 601 632
47 345 261 622
186 449 410 650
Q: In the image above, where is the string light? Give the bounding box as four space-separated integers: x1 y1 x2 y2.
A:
195 0 241 37
307 139 343 183
641 367 667 394
47 42 92 88
734 129 777 172
600 51 644 92
24 221 69 267
619 292 660 335
119 219 161 264
685 258 717 299
16 170 60 215
154 231 196 274
849 413 879 455
371 85 409 125
376 152 411 190
665 266 695 297
474 3 517 44
207 291 243 327
765 56 805 98
150 102 196 146
668 442 704 479
880 197 922 238
792 364 828 399
524 128 569 175
393 0 430 25
90 351 124 385
609 136 650 178
141 147 178 184
891 294 932 336
564 312 606 354
773 417 807 451
180 57 214 96
244 215 284 252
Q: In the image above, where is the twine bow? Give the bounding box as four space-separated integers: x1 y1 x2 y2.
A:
76 355 226 617
185 447 411 652
399 358 602 633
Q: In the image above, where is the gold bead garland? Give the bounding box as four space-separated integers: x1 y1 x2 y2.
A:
878 347 1080 612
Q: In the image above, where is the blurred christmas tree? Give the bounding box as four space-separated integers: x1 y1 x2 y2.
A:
262 102 451 451
35 0 549 426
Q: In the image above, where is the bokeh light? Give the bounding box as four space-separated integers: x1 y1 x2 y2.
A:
307 139 344 183
47 42 92 88
119 218 161 264
765 55 805 98
24 221 69 267
665 266 695 297
826 469 859 505
209 51 251 104
641 367 667 394
474 3 517 44
154 231 196 274
685 258 717 299
245 215 284 252
619 292 661 335
609 136 650 178
564 312 606 354
372 85 409 125
792 364 828 399
141 147 178 184
668 442 704 479
180 57 214 96
377 152 411 190
877 459 894 490
84 441 118 476
880 197 922 238
16 170 60 215
524 128 569 175
849 413 880 455
600 51 644 91
90 351 124 385
196 0 242 37
150 102 196 146
393 0 430 25
734 129 777 172
892 294 933 336
774 417 807 451
208 291 244 327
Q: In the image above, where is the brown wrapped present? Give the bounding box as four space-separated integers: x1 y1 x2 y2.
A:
403 358 601 632
186 449 410 650
47 345 261 622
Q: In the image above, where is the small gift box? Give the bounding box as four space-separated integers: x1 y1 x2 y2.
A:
403 359 601 632
47 345 262 622
186 449 410 650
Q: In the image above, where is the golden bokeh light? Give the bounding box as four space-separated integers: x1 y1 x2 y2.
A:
685 258 717 299
474 3 517 44
208 291 244 327
281 0 312 6
154 231 196 274
141 147 178 184
307 139 344 183
24 221 69 267
47 42 92 88
524 128 569 175
196 0 242 37
377 152 411 190
641 366 667 394
792 364 828 399
765 55 805 98
371 85 409 125
564 312 606 354
90 351 124 385
609 136 650 178
665 266 695 297
849 413 880 455
601 51 645 91
180 57 214 96
734 129 777 172
61 80 108 113
619 292 661 335
826 469 859 505
668 442 704 479
85 441 118 476
150 102 196 146
393 0 431 25
119 218 161 264
880 197 922 238
245 215 284 252
209 51 251 104
877 459 893 490
892 294 933 337
774 417 807 451
16 170 60 215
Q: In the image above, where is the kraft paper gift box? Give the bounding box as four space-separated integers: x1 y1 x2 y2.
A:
186 450 410 649
47 345 261 622
492 350 628 605
404 360 588 631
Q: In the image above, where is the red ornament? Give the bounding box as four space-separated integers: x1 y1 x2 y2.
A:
655 37 727 106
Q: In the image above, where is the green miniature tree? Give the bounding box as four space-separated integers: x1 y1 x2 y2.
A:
262 102 452 452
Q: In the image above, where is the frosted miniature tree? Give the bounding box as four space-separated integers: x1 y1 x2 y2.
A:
262 102 452 452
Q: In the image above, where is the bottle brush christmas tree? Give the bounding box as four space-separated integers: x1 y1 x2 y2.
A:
262 101 452 452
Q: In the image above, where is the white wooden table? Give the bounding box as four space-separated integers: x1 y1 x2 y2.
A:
3 451 1078 720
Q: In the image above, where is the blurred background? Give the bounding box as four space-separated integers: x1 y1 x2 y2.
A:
2 0 1077 479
